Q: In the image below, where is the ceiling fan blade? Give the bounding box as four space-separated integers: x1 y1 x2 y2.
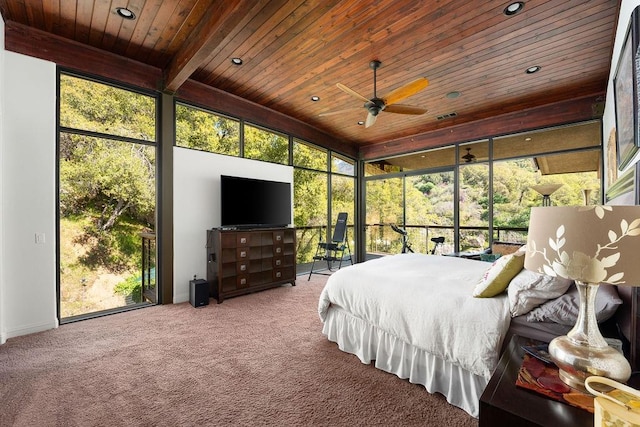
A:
319 107 361 117
382 77 429 106
365 112 377 128
336 83 370 103
384 104 428 115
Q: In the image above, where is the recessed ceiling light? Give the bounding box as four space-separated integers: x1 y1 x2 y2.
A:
446 91 461 99
525 65 541 74
503 2 524 16
231 58 243 65
115 7 136 20
357 121 365 126
525 137 532 141
311 96 320 102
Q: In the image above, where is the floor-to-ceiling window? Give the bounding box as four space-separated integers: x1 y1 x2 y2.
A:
362 120 603 255
458 140 490 252
58 72 157 321
173 102 357 274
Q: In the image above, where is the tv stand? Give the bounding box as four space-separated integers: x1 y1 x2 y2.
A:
206 227 296 303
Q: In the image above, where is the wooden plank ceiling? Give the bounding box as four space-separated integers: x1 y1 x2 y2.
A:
0 0 619 161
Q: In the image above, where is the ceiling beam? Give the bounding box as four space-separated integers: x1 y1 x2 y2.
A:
176 79 358 158
163 0 258 93
4 21 162 91
359 94 605 161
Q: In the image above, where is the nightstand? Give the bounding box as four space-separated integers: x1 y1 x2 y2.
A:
479 334 593 426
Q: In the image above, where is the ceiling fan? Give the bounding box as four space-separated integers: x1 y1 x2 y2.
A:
320 60 429 128
462 148 476 163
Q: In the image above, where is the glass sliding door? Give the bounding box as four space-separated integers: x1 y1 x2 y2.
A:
405 171 454 254
58 73 157 320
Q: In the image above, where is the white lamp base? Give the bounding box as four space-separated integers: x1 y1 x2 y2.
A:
548 282 631 390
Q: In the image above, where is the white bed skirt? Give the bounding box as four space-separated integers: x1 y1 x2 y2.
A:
322 305 489 418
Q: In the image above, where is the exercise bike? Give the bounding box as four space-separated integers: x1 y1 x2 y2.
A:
390 224 414 253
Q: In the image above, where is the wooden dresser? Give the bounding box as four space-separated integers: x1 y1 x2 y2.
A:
206 227 296 303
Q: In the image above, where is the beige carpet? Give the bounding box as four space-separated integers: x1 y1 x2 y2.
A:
0 273 478 426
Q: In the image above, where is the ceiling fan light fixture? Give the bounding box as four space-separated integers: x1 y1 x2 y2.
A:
231 57 243 65
461 147 476 163
115 7 136 20
503 2 524 16
525 65 541 74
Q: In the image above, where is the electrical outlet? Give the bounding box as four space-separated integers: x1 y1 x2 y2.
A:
35 233 45 244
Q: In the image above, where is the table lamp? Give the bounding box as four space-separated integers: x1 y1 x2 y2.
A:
524 206 640 389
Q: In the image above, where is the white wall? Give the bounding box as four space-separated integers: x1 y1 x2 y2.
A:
173 147 293 303
0 15 5 343
603 0 640 188
0 51 57 343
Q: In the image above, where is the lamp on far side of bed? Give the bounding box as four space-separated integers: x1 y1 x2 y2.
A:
524 206 640 390
530 183 563 206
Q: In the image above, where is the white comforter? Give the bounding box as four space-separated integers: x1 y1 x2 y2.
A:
318 253 511 379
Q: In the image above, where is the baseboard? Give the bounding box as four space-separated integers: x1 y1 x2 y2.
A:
3 319 58 342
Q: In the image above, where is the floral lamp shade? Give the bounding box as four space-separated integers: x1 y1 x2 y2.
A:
525 206 640 286
524 205 640 389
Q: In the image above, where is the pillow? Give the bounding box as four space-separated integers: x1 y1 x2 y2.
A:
526 284 623 325
473 252 525 298
508 270 573 317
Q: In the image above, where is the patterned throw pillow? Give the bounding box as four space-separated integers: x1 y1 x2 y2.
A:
473 252 525 298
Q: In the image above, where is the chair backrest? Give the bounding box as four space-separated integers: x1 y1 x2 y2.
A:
331 212 348 243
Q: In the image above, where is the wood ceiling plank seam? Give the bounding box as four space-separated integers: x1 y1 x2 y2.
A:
110 0 147 56
424 38 612 98
207 0 347 93
141 0 196 66
164 0 252 92
57 0 77 40
0 0 9 22
257 1 560 112
100 0 127 51
236 1 461 102
390 20 613 105
6 0 26 21
192 0 291 85
74 0 94 44
88 0 111 47
225 0 413 97
41 0 60 33
154 0 214 68
162 0 229 81
24 0 45 29
398 2 614 81
334 2 521 86
123 0 164 59
194 0 296 81
404 5 615 82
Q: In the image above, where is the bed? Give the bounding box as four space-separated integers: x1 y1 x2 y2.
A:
317 252 626 417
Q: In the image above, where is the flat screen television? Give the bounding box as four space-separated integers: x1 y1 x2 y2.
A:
220 175 292 229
